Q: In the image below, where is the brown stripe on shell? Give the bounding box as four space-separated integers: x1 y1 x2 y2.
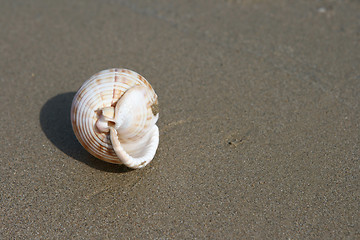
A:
151 102 159 116
137 73 153 90
120 76 131 85
112 88 122 101
114 73 119 82
121 69 132 74
80 132 119 162
76 134 107 159
98 135 112 146
96 77 103 85
90 148 120 163
138 74 145 83
99 91 106 103
76 88 86 102
112 73 122 105
97 133 108 142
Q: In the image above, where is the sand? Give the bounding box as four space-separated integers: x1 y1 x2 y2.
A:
0 0 359 238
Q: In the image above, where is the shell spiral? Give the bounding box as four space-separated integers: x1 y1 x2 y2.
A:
71 68 159 168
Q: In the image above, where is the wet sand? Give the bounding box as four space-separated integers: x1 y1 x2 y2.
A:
0 0 359 238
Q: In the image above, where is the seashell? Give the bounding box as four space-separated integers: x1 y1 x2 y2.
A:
71 68 159 169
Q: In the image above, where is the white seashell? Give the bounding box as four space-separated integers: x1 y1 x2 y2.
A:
71 68 159 169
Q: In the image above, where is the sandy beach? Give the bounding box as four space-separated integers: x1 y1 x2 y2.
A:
0 0 359 238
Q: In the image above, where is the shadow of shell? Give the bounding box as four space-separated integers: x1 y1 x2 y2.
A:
40 92 132 173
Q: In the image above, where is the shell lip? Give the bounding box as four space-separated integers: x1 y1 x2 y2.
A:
110 125 159 169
